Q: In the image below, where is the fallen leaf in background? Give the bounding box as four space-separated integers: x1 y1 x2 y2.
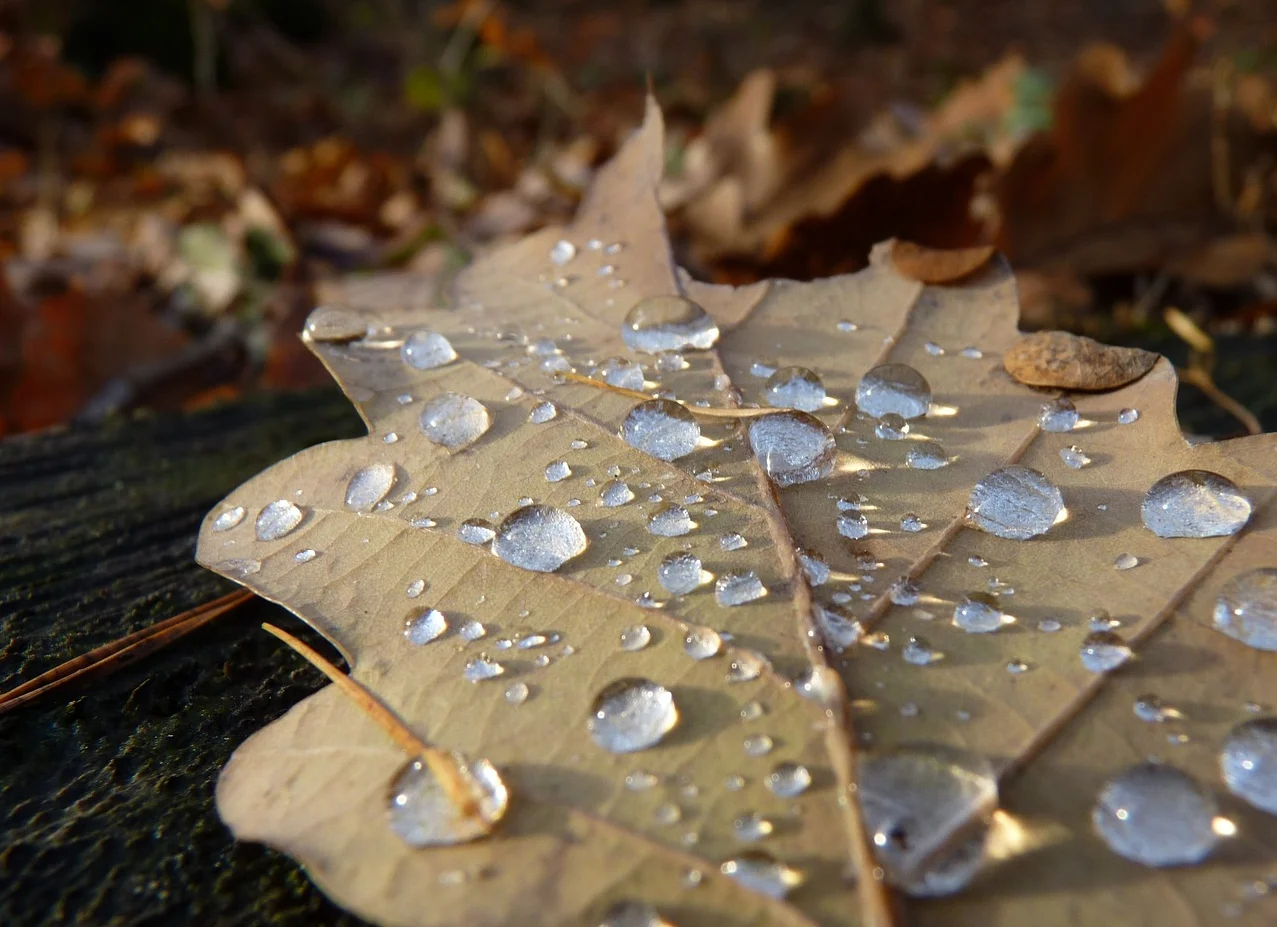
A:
889 239 996 284
1003 330 1159 390
199 98 1277 927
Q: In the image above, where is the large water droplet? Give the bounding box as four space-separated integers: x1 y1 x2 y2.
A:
1038 398 1078 433
621 296 720 353
648 505 696 537
953 593 1005 634
387 753 507 846
658 551 708 594
1214 568 1277 650
405 608 448 645
1220 718 1277 814
491 505 587 572
305 306 369 343
401 331 457 370
256 500 304 541
719 852 804 899
622 399 701 461
766 762 812 798
683 627 722 660
212 506 245 531
1092 762 1219 866
420 392 491 448
747 411 836 487
715 572 767 606
345 463 397 511
764 366 827 412
856 364 932 420
858 744 997 896
1141 470 1251 538
1080 631 1132 673
587 678 678 753
967 466 1063 540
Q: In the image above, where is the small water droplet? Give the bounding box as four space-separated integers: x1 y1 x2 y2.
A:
798 550 831 586
1118 407 1140 424
1039 398 1078 432
504 682 530 705
654 551 706 595
766 762 812 798
459 620 486 641
715 572 767 606
1214 568 1277 650
587 678 679 753
900 513 926 533
1038 618 1062 633
1220 717 1277 814
837 512 870 540
386 753 507 847
420 392 491 448
727 651 768 683
906 441 950 470
1115 553 1140 571
304 306 369 343
889 577 921 606
764 366 827 412
464 655 505 681
1092 762 1219 866
856 364 932 420
645 505 694 538
837 319 859 332
550 239 576 265
256 500 304 541
720 852 804 899
212 506 245 531
733 811 775 842
625 770 659 791
1060 445 1091 469
748 411 837 487
529 401 557 424
1080 631 1132 673
599 356 645 390
404 608 448 645
960 346 983 359
1134 694 1179 723
719 532 747 551
683 627 723 660
953 593 1005 633
1142 470 1251 538
622 296 719 353
492 505 587 572
401 331 457 370
294 548 318 563
924 342 945 356
622 399 701 461
814 603 862 652
346 463 397 511
1006 659 1030 675
619 625 652 652
902 636 943 665
598 901 671 927
795 666 839 703
545 460 572 482
458 518 496 545
967 466 1063 540
875 413 910 440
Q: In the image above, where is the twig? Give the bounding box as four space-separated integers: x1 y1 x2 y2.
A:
1177 366 1262 436
0 589 252 715
260 623 480 819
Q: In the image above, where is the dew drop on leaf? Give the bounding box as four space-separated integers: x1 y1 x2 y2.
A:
490 505 587 572
794 665 839 703
719 852 804 899
386 754 508 847
599 480 635 507
1038 397 1079 432
683 627 722 660
255 500 304 541
1220 718 1277 814
294 549 317 563
458 518 496 545
648 505 696 537
599 900 672 927
587 678 678 753
727 651 768 682
420 392 491 448
875 413 910 440
1092 762 1219 867
813 603 861 652
747 411 836 487
212 506 245 531
621 296 719 353
459 620 486 641
764 366 827 412
766 762 812 798
900 513 926 533
404 608 448 645
504 682 529 705
657 551 708 594
401 331 457 370
902 635 943 665
1141 470 1251 538
624 770 659 791
1060 445 1091 469
855 363 932 420
529 401 557 424
549 239 576 265
545 460 572 482
719 532 747 551
889 577 921 606
464 656 505 682
1114 553 1140 571
345 463 397 511
622 399 701 461
733 812 775 842
837 512 870 540
1213 568 1277 650
1134 694 1177 723
619 625 652 652
906 441 950 470
305 306 368 342
953 593 1004 633
743 733 774 757
1118 407 1141 424
599 356 645 390
1080 631 1132 673
967 465 1063 540
715 571 767 606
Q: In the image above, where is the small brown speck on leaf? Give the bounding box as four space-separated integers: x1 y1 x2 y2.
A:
1004 330 1158 391
889 240 996 284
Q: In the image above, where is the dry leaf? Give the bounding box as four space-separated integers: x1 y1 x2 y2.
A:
1003 330 1159 391
198 98 1277 927
889 239 996 284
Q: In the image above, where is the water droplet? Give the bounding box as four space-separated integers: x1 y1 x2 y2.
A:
733 812 775 842
856 364 932 420
875 413 910 440
387 753 507 847
719 532 747 551
683 627 723 660
960 346 984 359
401 331 457 370
1118 407 1140 424
720 852 804 899
622 399 701 461
517 633 549 650
256 500 304 541
587 678 678 753
764 366 827 412
464 656 505 682
405 608 448 645
747 411 837 487
900 513 926 533
1060 445 1091 469
622 296 720 353
294 548 318 563
716 572 767 606
968 555 988 568
600 356 645 390
654 551 705 595
798 550 831 586
1214 568 1277 650
345 463 397 511
1006 659 1030 674
902 635 943 665
619 625 652 652
1039 398 1078 432
595 480 634 508
1092 762 1219 866
625 770 659 791
221 558 261 575
1080 631 1132 673
545 460 572 482
887 577 921 606
814 603 862 652
924 342 945 356
837 319 859 332
648 505 696 538
1134 694 1180 723
906 441 950 470
1220 718 1277 814
953 593 1005 633
305 306 369 342
458 518 496 545
420 392 491 448
1141 470 1251 538
599 901 671 927
490 505 587 573
967 466 1063 539
766 762 812 798
504 682 530 705
837 512 870 540
212 506 245 531
459 620 486 641
795 665 839 703
1115 553 1140 571
550 239 576 265
859 744 997 896
529 401 557 424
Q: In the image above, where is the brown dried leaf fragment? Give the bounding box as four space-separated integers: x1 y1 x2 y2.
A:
1003 330 1158 390
889 240 996 284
